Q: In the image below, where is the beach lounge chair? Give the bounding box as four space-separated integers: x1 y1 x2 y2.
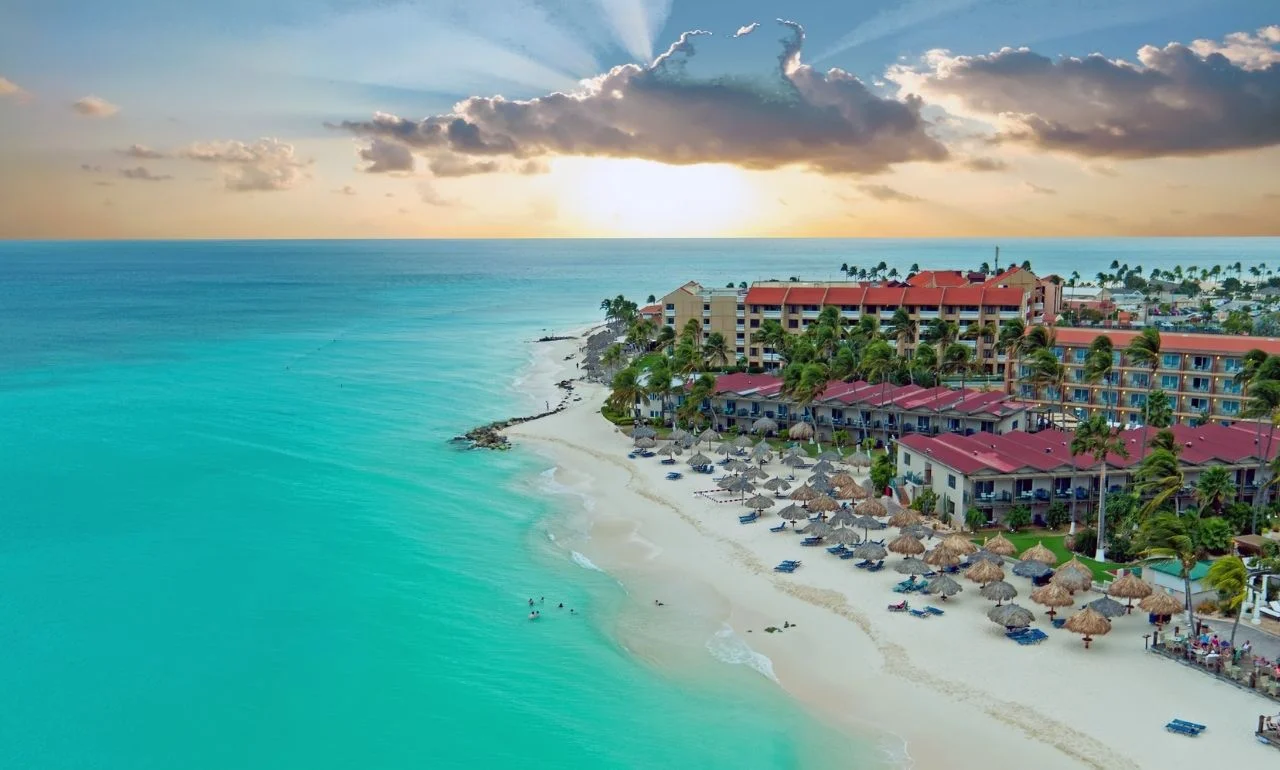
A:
908 608 931 618
1051 617 1066 629
627 452 638 459
769 522 787 533
826 544 848 554
867 560 885 572
739 512 759 524
1165 720 1206 736
660 457 676 465
839 551 859 560
665 471 682 480
887 600 908 612
800 537 823 546
1010 629 1048 645
855 559 872 568
925 606 944 616
774 563 797 573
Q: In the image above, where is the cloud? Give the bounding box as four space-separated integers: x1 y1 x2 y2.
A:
427 155 500 177
72 96 120 117
889 28 1280 158
357 138 415 173
418 181 457 207
0 77 28 99
119 166 173 182
80 164 104 173
180 138 311 191
858 184 922 203
732 23 759 38
330 21 947 176
1265 192 1280 201
960 156 1006 172
1024 182 1056 195
335 185 357 195
1190 26 1280 69
1089 165 1119 177
118 144 166 159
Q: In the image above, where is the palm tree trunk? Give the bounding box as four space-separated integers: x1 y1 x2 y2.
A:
1185 573 1197 633
1229 591 1244 647
1096 461 1109 561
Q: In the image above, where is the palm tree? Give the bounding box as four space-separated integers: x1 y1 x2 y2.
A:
677 373 716 429
941 342 973 393
961 320 996 373
885 307 917 355
1070 413 1129 554
1140 389 1173 430
1133 437 1183 516
1195 466 1236 517
655 325 676 351
627 317 658 351
789 362 831 439
924 319 959 350
1245 376 1280 532
1138 512 1208 630
1083 335 1117 424
703 332 730 369
600 343 625 376
1126 327 1161 389
646 358 676 425
608 367 644 418
1205 555 1249 647
911 343 938 388
861 340 896 441
1023 347 1066 428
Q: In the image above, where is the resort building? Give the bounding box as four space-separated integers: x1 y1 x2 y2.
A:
1009 328 1280 427
705 373 1032 444
896 423 1279 524
657 268 1061 375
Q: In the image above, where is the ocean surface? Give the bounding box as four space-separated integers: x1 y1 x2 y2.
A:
2 238 1278 770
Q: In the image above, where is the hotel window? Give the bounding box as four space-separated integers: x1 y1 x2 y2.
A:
1052 346 1064 360
750 319 760 328
1161 374 1179 390
1224 357 1242 374
1221 379 1241 395
1191 376 1211 392
1111 351 1122 365
736 333 745 341
1190 397 1208 412
1130 372 1149 388
1221 400 1241 415
736 304 745 312
1072 368 1085 383
948 474 956 489
788 319 799 328
1073 349 1087 363
903 453 912 466
735 347 744 355
1073 388 1089 403
1129 393 1147 407
1019 384 1035 398
1192 355 1212 371
1161 353 1182 369
665 303 675 311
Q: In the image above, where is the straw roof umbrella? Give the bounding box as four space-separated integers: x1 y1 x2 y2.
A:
1051 559 1093 593
849 450 871 468
941 533 979 555
1139 590 1183 617
966 560 1006 587
745 494 775 511
783 445 805 457
752 417 779 435
852 515 886 541
903 524 937 540
763 477 792 493
854 499 886 518
980 580 1018 605
725 458 751 473
924 546 963 569
1030 583 1075 619
967 550 1005 565
633 425 657 439
743 466 769 480
983 533 1017 556
831 484 857 500
699 428 720 444
988 603 1034 629
657 444 681 458
924 574 963 598
670 427 690 441
734 435 754 449
687 452 712 467
716 474 740 489
1107 573 1154 611
715 442 737 456
1087 596 1126 619
679 435 698 449
1020 541 1059 565
888 533 926 556
777 503 808 521
828 527 862 546
846 483 870 500
808 494 840 513
887 509 924 528
895 557 931 575
789 422 815 440
1063 607 1112 648
723 477 756 495
750 443 772 461
800 520 834 537
828 509 857 528
781 454 807 468
818 450 844 462
634 436 657 449
852 542 888 561
810 460 835 475
1012 560 1054 580
790 485 820 503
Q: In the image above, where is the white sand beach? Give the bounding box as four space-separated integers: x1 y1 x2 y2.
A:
509 334 1279 770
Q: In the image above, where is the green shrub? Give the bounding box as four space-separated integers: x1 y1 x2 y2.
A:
965 507 987 533
1195 599 1219 616
1045 501 1070 530
1005 504 1032 532
1071 528 1098 556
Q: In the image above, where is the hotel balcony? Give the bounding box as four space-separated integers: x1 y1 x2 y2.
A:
762 352 783 363
917 309 940 320
999 310 1022 319
801 309 821 319
762 310 781 320
958 310 980 320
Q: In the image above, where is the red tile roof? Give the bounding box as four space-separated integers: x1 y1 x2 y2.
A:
714 373 783 396
784 287 828 304
639 303 662 316
908 270 971 288
903 287 946 305
1052 327 1280 356
745 287 788 305
864 287 908 305
824 286 868 305
983 266 1026 286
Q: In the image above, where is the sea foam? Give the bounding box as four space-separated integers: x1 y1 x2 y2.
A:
706 625 779 683
571 551 603 572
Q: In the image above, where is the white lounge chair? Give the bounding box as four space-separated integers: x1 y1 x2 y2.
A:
1261 600 1280 620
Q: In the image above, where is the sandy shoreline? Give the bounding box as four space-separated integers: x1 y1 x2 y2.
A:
507 332 1277 770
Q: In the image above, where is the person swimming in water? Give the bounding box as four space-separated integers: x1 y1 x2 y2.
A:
528 598 534 606
558 603 564 608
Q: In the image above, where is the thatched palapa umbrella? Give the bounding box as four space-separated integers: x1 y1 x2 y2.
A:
633 425 657 440
1030 583 1074 619
988 603 1034 629
800 520 834 537
903 524 936 541
657 444 682 458
734 435 754 449
725 458 751 473
941 533 978 555
1139 590 1183 620
924 546 963 569
1087 596 1126 619
790 485 820 503
854 499 886 518
634 436 657 449
777 504 808 521
828 509 857 528
852 515 886 540
845 483 869 500
849 451 871 468
980 580 1018 605
925 574 963 598
669 428 690 441
828 528 862 546
895 557 931 575
965 559 1006 587
789 422 815 440
781 454 807 468
745 494 775 511
752 417 779 435
888 533 926 556
716 474 740 489
887 509 924 528
1107 573 1153 611
743 466 769 480
699 428 721 444
763 477 792 493
1051 559 1092 593
687 452 712 467
808 494 841 513
1020 541 1059 565
817 450 844 462
1064 607 1112 648
1012 560 1053 580
851 542 887 561
810 460 835 475
750 443 773 462
983 533 1017 556
967 550 1004 565
832 484 857 500
715 442 737 456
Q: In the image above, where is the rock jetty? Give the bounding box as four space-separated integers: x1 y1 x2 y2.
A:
453 379 577 450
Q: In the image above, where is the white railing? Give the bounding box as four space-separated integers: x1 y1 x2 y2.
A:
917 310 940 320
762 310 781 319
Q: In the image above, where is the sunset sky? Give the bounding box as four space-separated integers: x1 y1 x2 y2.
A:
1 0 1276 238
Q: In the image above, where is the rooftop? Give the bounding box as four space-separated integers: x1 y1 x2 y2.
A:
1052 327 1280 356
713 374 1030 417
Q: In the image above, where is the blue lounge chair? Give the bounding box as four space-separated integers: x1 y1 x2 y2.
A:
1051 617 1066 629
627 453 638 459
839 551 859 560
665 471 682 480
925 606 944 616
826 544 848 554
739 512 759 524
639 450 655 458
1166 720 1206 736
774 564 796 573
660 457 676 465
908 608 931 618
1009 629 1047 645
769 522 787 533
800 537 823 547
855 559 872 568
781 560 801 567
867 560 885 572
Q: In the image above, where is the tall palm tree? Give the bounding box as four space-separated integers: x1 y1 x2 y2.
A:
961 320 996 374
655 325 676 351
1070 413 1129 555
911 343 938 388
790 362 831 438
1138 513 1207 630
924 319 959 350
861 340 896 441
1140 389 1174 430
1023 347 1066 428
941 342 974 393
1195 466 1236 517
600 343 625 376
996 317 1026 373
1245 376 1280 532
646 358 676 425
1133 437 1184 516
1205 555 1249 647
1083 335 1117 425
885 307 917 355
1126 326 1161 389
608 367 644 418
703 332 730 369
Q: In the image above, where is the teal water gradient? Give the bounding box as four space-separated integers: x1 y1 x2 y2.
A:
2 239 1278 769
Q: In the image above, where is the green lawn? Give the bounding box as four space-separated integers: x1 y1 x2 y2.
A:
970 529 1130 583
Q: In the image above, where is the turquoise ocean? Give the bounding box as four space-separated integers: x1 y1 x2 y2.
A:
2 238 1278 770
